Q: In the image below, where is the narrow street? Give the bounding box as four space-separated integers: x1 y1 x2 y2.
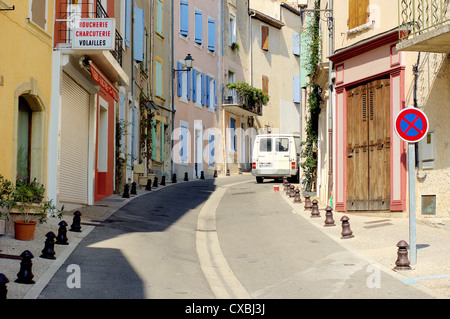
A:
37 175 435 300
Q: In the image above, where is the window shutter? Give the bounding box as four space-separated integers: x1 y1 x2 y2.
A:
293 76 300 103
155 60 163 97
151 118 157 160
349 0 369 29
261 25 269 50
177 61 182 97
192 69 197 102
208 18 216 51
125 0 131 46
209 135 215 166
195 10 203 44
156 0 163 35
134 7 145 62
206 75 210 107
181 125 188 163
133 108 139 160
160 122 165 161
213 79 217 109
201 73 205 106
293 32 300 56
187 69 191 100
262 75 269 95
180 1 189 36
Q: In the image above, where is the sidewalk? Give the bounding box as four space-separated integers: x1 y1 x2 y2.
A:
279 184 450 299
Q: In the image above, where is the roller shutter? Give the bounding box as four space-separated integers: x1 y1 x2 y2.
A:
59 72 90 204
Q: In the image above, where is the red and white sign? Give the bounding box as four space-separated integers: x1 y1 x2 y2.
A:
394 107 429 143
90 63 118 102
72 18 115 50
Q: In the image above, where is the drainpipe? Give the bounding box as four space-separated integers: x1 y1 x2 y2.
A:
171 0 175 178
327 0 334 205
131 0 135 181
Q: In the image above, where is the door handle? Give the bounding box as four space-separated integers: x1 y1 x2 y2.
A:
347 153 353 158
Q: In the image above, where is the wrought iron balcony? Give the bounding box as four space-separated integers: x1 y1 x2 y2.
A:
398 0 450 52
222 88 263 116
55 1 123 66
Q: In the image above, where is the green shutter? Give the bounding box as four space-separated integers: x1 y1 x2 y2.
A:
160 122 165 161
151 118 156 160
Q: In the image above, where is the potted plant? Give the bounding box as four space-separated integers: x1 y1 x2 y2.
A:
2 175 64 240
231 42 240 51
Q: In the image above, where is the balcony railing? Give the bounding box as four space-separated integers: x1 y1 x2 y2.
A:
222 88 263 116
55 1 123 66
399 0 450 40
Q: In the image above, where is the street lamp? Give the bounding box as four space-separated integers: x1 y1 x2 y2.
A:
174 54 194 76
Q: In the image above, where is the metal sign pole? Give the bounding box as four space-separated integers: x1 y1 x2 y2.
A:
408 142 417 265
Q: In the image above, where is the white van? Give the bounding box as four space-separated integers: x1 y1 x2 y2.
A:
252 134 301 183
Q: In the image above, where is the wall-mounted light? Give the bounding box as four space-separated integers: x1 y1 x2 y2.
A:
173 54 194 77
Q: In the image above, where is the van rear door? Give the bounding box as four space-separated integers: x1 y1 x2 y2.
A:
274 137 291 174
257 137 274 173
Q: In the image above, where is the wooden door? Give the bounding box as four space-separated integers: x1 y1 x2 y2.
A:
346 78 390 211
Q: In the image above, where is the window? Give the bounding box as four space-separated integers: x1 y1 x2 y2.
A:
230 117 236 152
155 58 163 98
293 32 300 56
156 0 164 36
276 138 289 152
208 18 216 51
180 1 189 36
195 10 203 44
348 0 369 29
293 76 300 104
261 25 269 50
208 134 215 166
30 0 46 30
259 138 272 152
229 14 236 45
17 97 32 178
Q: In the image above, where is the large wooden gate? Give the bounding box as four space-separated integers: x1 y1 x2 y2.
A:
346 78 390 211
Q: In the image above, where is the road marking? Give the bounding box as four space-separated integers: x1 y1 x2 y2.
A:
196 180 252 299
401 274 450 285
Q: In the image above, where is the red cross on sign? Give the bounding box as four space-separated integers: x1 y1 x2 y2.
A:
394 107 429 143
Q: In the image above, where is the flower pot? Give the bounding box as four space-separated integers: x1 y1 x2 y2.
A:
13 220 37 241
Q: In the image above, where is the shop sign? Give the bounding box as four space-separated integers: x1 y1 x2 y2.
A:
72 18 115 50
90 63 118 102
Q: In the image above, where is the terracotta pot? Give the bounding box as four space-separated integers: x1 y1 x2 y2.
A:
13 220 37 241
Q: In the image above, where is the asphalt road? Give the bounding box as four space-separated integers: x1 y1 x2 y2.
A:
38 175 433 300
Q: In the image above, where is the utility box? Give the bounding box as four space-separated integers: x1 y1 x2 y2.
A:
420 131 435 169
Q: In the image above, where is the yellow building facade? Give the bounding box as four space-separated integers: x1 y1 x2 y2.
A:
0 1 54 185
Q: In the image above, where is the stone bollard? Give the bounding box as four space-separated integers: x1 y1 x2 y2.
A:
172 173 177 183
304 194 312 210
294 188 302 203
55 220 69 245
394 240 412 270
200 171 205 179
283 177 288 191
289 185 295 198
145 179 152 191
122 183 130 198
324 206 335 227
239 168 242 174
214 170 218 178
285 182 291 196
340 216 354 239
40 231 57 260
130 182 137 195
153 177 159 188
184 172 189 181
310 199 321 218
0 274 9 299
15 250 35 284
70 210 82 232
160 175 166 186
226 169 230 176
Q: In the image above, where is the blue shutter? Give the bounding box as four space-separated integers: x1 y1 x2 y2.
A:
177 61 182 97
230 118 236 151
293 33 300 56
180 1 189 36
213 79 217 109
192 69 197 102
160 122 165 161
133 108 139 159
181 125 188 163
209 135 215 166
125 0 131 47
206 75 210 107
207 18 216 51
195 10 203 44
156 0 163 35
187 69 191 100
134 7 145 62
293 76 300 103
201 73 205 106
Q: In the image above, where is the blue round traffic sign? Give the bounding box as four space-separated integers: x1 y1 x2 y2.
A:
394 107 429 143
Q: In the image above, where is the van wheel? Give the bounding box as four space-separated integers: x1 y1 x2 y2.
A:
256 177 264 183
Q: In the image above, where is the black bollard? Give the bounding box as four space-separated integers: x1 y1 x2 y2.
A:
70 210 82 232
172 173 177 183
160 175 166 186
153 177 159 188
304 194 312 210
40 231 57 260
289 185 295 198
0 274 9 299
239 168 242 174
294 188 302 203
15 250 35 284
340 215 354 239
200 171 205 179
283 176 288 191
184 172 189 181
285 182 291 196
145 179 152 191
122 183 130 198
310 199 321 218
226 169 230 176
214 170 218 178
55 220 69 245
130 182 137 195
394 240 412 270
324 206 335 227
